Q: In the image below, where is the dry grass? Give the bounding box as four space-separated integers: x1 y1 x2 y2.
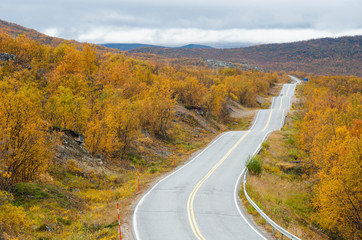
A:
240 124 328 240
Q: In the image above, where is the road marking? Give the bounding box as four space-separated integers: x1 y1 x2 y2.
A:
234 167 267 240
285 84 291 97
133 82 297 240
262 110 273 131
187 131 251 240
133 132 230 240
279 84 291 109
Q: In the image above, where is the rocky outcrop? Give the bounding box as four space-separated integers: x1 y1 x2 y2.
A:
0 52 16 62
52 128 103 166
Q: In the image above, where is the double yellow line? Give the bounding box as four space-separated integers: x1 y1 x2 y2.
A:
187 131 251 239
186 85 291 239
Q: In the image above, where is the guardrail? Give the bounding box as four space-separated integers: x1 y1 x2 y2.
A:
243 170 302 240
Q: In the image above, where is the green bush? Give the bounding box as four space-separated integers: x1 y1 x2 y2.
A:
287 137 295 145
246 156 263 175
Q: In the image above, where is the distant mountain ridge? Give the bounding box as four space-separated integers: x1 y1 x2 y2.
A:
100 43 162 51
0 19 360 76
129 36 362 76
100 43 213 51
178 44 212 49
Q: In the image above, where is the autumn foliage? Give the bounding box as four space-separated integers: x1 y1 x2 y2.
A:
296 75 362 239
0 31 285 192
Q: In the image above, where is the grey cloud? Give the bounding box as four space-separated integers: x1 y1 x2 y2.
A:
1 0 361 44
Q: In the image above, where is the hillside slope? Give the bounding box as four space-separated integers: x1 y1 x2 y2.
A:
0 19 118 53
129 36 362 76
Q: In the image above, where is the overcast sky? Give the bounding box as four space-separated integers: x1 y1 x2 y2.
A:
2 0 362 47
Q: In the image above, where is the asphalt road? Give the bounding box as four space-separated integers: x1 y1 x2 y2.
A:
133 78 299 240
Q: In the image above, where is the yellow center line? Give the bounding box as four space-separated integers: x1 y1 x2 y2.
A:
187 131 251 240
262 110 273 131
285 84 291 98
186 84 291 239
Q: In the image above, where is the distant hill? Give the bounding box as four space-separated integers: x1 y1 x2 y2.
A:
100 43 212 51
129 36 362 76
0 19 65 46
100 43 162 51
178 44 213 49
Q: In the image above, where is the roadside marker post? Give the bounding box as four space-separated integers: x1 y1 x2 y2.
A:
137 165 140 192
117 202 122 240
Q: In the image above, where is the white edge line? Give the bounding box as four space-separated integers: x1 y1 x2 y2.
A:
133 103 265 240
133 82 297 240
234 167 268 240
233 82 298 240
133 132 230 240
270 95 276 109
250 110 261 130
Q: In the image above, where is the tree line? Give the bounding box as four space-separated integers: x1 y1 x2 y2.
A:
295 75 361 239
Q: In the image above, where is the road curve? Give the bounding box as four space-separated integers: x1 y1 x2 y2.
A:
133 78 299 240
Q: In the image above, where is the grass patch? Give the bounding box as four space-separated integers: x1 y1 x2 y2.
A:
261 141 270 149
148 166 158 174
261 102 271 109
14 183 49 202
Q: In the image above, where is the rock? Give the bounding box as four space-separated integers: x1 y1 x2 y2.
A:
0 52 16 62
142 129 150 138
46 225 54 232
62 129 84 144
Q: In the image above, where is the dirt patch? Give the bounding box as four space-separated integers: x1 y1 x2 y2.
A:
227 99 257 119
268 83 284 96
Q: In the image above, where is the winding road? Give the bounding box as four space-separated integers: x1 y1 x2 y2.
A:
133 76 300 240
